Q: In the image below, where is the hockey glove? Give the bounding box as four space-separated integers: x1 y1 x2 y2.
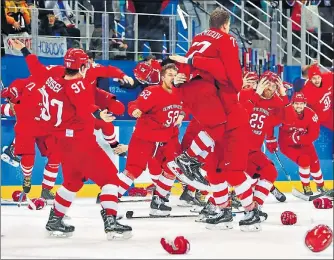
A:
160 236 190 254
313 198 333 209
265 137 278 153
281 211 297 225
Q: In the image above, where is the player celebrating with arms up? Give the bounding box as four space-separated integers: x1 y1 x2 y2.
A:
10 39 134 240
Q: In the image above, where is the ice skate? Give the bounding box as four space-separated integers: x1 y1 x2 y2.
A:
22 175 32 194
239 207 261 232
41 188 55 204
45 208 75 237
317 186 334 198
174 152 208 185
303 185 313 196
178 186 195 207
100 209 132 240
270 186 286 202
258 205 268 222
195 201 219 223
206 207 233 230
150 195 172 217
229 191 242 209
1 145 20 167
190 190 207 213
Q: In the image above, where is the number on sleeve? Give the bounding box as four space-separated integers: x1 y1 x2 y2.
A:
71 81 86 94
187 41 212 59
140 89 152 100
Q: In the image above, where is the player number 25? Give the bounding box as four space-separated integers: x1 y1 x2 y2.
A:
249 113 265 130
39 88 63 127
187 41 212 59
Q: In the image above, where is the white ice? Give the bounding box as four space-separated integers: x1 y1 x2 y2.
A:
1 194 333 259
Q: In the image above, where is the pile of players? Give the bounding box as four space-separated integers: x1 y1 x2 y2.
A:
1 7 333 240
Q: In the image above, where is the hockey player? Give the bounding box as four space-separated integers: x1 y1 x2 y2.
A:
1 77 60 201
117 64 183 216
278 92 330 195
11 39 134 239
301 65 333 131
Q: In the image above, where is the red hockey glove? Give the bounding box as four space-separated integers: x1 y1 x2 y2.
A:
266 137 278 153
281 211 297 225
28 198 46 210
313 198 333 209
160 236 190 255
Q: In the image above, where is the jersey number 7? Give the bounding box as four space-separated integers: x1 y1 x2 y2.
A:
39 88 63 127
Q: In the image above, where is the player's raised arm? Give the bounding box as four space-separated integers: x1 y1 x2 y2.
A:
86 65 134 86
9 39 48 76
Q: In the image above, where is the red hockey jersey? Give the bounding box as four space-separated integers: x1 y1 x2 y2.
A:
128 85 182 142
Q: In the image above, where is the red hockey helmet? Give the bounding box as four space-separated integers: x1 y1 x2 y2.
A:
64 48 89 70
243 71 259 82
305 224 333 252
260 70 280 83
133 61 160 85
292 92 307 103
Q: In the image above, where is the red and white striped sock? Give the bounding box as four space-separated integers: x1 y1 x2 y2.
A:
310 170 324 187
254 179 273 206
234 180 254 210
100 184 119 216
54 186 77 217
42 163 59 190
102 123 118 148
212 182 229 207
154 172 175 198
299 167 310 186
186 131 215 161
20 155 34 177
0 104 14 117
118 170 134 197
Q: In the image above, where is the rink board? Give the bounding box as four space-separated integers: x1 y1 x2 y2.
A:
1 119 333 199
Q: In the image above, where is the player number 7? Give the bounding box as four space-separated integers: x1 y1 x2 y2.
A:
187 41 212 59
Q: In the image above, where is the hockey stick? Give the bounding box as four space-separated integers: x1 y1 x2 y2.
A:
274 152 328 201
125 209 244 219
17 192 36 209
119 198 151 203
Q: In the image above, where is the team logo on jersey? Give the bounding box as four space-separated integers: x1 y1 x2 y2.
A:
319 92 332 111
312 114 318 123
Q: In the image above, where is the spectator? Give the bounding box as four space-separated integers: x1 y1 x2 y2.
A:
293 60 317 92
125 0 168 60
110 29 128 60
39 13 81 48
5 0 31 34
39 13 68 37
244 0 263 40
89 0 119 59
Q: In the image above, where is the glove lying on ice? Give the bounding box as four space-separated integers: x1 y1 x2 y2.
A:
281 211 297 225
313 198 333 209
160 236 190 254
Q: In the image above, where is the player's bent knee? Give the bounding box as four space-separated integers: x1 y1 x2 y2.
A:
260 163 278 183
297 155 311 168
63 181 84 193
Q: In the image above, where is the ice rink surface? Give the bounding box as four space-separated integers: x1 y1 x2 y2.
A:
1 194 333 259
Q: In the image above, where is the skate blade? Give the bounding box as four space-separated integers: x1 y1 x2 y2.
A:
240 223 262 232
177 200 194 207
1 154 19 167
107 231 132 240
63 215 71 220
206 222 234 230
149 209 171 217
190 205 204 213
195 214 207 223
47 230 73 238
44 199 54 206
